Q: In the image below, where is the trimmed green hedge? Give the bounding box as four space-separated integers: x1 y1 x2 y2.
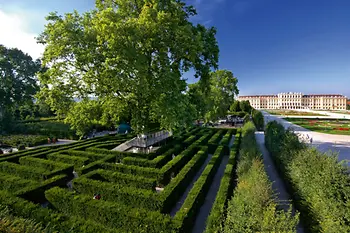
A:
84 169 157 190
45 187 174 233
0 162 47 181
64 150 106 161
173 145 225 232
0 190 117 232
160 146 209 214
0 134 47 147
265 121 350 232
0 172 38 193
208 130 226 153
205 132 241 233
222 122 298 232
47 152 90 169
73 177 161 211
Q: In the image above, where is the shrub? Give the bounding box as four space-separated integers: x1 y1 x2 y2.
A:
47 152 90 169
265 121 350 232
0 135 47 147
0 172 38 193
222 122 298 233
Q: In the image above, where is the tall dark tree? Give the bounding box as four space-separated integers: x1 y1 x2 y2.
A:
240 100 252 113
0 45 41 130
230 100 241 112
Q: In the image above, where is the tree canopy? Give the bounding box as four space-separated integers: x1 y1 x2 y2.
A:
37 0 219 134
0 45 42 131
189 70 239 122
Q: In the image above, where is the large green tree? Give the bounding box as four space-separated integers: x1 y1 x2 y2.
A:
0 45 41 131
37 0 219 134
189 70 239 122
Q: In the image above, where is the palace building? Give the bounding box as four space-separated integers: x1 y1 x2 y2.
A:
238 92 347 110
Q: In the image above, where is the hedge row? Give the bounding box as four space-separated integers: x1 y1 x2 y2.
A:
205 131 241 233
122 145 183 168
47 152 90 169
86 147 154 162
265 121 350 232
64 150 106 161
84 169 157 190
76 155 116 176
160 146 209 214
208 130 226 153
45 187 174 233
173 145 225 232
73 177 161 211
0 162 47 181
0 172 38 193
219 129 235 147
222 122 298 232
0 190 118 233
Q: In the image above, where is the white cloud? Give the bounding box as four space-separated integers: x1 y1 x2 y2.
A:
0 9 45 59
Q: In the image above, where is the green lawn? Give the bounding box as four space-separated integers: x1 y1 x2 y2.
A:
266 110 327 116
284 118 350 135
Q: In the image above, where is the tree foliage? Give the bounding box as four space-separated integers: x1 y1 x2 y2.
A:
229 100 241 112
189 70 239 122
0 45 42 131
37 0 219 134
239 100 252 113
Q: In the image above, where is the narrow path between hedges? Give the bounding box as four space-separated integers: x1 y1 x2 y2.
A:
255 132 305 233
170 153 214 216
191 135 235 233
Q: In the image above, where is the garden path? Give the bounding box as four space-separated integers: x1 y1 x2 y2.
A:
255 132 305 233
191 135 235 233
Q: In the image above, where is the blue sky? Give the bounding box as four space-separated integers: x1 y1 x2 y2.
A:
0 0 349 97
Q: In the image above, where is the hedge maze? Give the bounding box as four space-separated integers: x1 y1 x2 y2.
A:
0 127 241 233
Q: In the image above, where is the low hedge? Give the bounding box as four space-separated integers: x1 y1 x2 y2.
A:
84 169 157 190
122 145 183 168
0 190 117 233
173 145 225 232
0 162 47 181
45 187 174 232
222 122 298 232
208 130 226 154
99 162 161 179
16 174 69 203
86 147 154 162
76 155 116 176
0 134 47 147
265 121 350 232
160 146 209 214
64 150 106 161
0 172 38 193
47 152 90 169
205 132 241 233
72 177 161 211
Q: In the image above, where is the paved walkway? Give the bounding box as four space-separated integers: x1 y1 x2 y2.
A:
255 132 305 233
262 111 350 166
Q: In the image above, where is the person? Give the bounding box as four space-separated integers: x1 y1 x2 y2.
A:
310 137 313 144
93 193 101 200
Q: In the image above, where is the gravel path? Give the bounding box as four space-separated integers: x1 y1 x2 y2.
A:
255 132 305 233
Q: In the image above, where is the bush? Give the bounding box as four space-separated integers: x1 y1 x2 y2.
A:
47 152 90 169
265 121 350 232
222 122 298 233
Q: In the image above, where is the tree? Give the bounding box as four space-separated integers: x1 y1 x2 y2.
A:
230 100 241 112
240 100 252 113
205 70 239 121
347 99 350 110
252 109 264 131
37 0 219 134
188 82 209 120
0 45 41 131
